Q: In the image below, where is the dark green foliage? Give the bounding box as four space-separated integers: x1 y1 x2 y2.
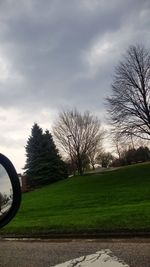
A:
112 146 150 166
123 146 150 165
97 152 113 168
136 147 150 162
24 123 68 187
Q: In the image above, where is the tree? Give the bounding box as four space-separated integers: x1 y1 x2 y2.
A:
112 146 150 166
41 130 68 183
97 152 113 168
88 147 103 170
107 44 150 140
24 123 68 187
110 129 138 162
24 123 43 186
135 146 150 162
124 148 137 165
53 109 104 175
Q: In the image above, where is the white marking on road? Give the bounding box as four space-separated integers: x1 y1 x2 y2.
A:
52 249 129 267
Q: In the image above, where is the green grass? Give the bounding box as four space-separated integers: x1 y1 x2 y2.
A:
2 162 150 234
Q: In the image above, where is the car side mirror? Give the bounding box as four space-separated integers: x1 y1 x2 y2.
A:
0 153 21 228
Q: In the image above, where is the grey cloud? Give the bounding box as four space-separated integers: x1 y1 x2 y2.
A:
0 0 149 170
0 1 149 126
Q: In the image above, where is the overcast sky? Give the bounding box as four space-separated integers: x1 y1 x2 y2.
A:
0 0 150 172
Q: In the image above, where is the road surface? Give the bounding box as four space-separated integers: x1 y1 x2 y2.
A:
0 239 149 267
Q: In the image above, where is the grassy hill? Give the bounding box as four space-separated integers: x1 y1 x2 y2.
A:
2 162 150 234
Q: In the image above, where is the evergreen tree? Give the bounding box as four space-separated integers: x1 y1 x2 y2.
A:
39 130 68 184
24 123 44 186
24 123 68 187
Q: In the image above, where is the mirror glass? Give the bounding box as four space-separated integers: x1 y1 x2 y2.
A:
0 163 13 220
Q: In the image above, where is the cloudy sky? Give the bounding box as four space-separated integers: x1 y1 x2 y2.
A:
0 0 150 172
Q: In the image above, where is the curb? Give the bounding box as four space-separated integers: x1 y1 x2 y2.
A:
1 231 150 240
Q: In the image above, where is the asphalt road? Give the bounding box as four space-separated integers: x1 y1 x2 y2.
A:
0 239 149 267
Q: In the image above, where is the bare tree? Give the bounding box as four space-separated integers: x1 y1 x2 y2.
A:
111 130 137 160
53 109 104 175
106 44 150 140
88 147 103 170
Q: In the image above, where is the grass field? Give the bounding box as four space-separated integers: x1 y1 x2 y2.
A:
2 162 150 234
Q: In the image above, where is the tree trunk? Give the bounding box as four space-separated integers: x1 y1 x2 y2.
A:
92 163 95 170
77 150 83 175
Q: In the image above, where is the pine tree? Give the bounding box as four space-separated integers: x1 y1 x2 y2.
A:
41 130 68 183
24 123 68 187
24 123 43 186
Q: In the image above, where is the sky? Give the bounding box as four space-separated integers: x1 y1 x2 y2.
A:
0 0 150 172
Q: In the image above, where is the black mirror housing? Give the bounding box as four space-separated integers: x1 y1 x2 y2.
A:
0 153 21 228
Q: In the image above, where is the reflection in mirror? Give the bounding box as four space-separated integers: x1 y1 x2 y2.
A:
0 163 13 220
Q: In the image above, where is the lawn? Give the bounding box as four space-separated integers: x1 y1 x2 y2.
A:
2 162 150 234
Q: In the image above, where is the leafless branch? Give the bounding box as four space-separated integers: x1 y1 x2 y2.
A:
53 109 104 174
106 44 150 140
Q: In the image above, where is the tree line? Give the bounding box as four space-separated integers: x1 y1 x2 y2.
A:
24 44 150 188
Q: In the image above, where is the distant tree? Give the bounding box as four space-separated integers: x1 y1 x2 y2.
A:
24 123 68 187
88 147 104 170
53 109 104 175
135 146 150 162
97 152 113 168
112 146 150 167
123 146 150 165
124 148 137 165
107 44 150 140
